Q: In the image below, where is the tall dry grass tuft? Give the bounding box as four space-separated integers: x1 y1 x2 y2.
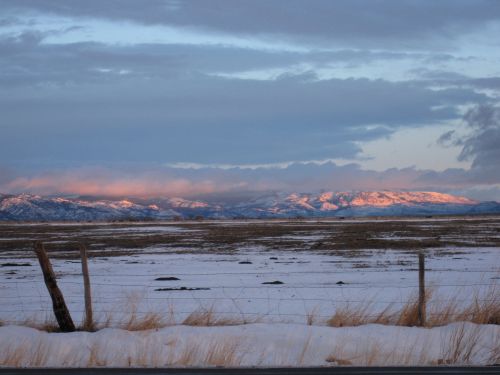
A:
174 342 200 366
123 311 165 331
203 339 243 366
327 285 499 328
462 285 500 325
99 293 176 331
327 302 394 327
393 289 432 327
173 338 244 367
327 303 371 327
21 317 60 332
439 323 484 365
428 285 499 326
182 307 249 327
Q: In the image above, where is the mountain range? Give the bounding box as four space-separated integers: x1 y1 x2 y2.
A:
1 191 499 222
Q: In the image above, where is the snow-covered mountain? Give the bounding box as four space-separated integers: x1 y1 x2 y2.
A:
0 194 176 221
0 191 499 221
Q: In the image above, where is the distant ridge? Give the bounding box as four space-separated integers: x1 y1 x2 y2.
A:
0 191 499 221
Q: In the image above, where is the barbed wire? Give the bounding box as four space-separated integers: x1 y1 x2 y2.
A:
1 245 498 326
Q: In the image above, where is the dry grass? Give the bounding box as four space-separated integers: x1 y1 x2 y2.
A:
0 338 57 367
94 292 176 331
20 317 60 332
487 330 500 365
296 334 312 365
0 333 245 367
327 302 396 327
1 324 497 367
326 323 491 366
0 340 29 367
326 341 392 366
324 332 485 366
306 307 319 326
87 343 107 367
327 285 499 328
325 340 420 366
393 293 426 327
427 285 499 326
438 323 484 365
327 303 373 327
202 339 243 366
182 307 252 327
123 311 166 331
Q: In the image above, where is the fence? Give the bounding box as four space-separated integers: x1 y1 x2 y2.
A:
0 241 498 330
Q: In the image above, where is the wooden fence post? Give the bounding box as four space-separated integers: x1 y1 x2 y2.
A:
79 243 93 331
418 251 426 327
34 241 75 332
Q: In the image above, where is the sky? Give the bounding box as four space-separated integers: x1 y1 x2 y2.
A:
0 0 499 200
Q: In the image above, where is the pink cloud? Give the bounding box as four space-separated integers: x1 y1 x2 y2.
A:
2 169 232 197
1 162 499 201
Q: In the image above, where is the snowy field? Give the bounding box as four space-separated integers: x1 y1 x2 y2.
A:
0 246 498 325
0 217 499 366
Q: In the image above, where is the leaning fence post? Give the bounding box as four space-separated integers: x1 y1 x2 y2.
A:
79 243 93 331
34 241 75 332
418 251 426 326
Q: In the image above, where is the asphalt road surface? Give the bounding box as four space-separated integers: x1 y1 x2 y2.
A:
0 367 499 375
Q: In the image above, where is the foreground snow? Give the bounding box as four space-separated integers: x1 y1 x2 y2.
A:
0 322 498 367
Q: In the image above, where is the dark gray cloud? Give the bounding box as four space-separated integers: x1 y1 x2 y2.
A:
436 105 500 172
2 0 499 50
411 68 500 92
422 105 500 187
0 28 488 168
0 31 464 89
0 29 488 165
0 65 485 165
459 105 500 169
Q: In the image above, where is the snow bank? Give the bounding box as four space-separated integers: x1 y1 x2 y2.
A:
0 322 498 367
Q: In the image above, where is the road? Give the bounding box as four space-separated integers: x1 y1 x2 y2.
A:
0 367 499 375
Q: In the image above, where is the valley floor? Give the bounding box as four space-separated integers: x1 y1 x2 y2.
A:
0 217 499 366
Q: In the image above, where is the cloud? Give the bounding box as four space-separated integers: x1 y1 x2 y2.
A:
2 153 500 201
0 4 495 169
2 0 500 50
2 167 228 197
437 130 456 146
438 104 500 174
0 44 486 165
423 104 500 187
0 161 496 200
459 105 500 167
